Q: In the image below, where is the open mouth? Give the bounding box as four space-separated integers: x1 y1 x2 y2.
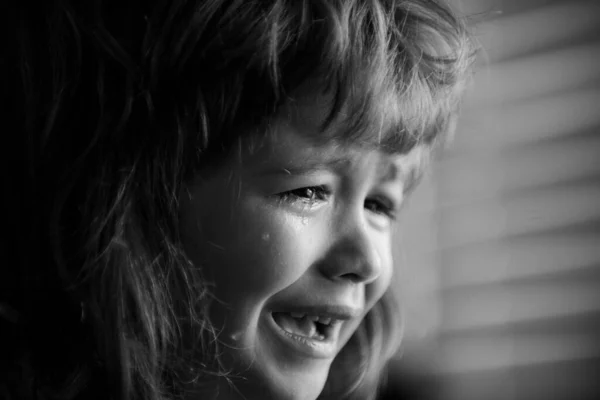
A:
272 312 335 341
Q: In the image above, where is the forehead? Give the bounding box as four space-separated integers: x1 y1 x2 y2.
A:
237 107 427 191
273 86 417 154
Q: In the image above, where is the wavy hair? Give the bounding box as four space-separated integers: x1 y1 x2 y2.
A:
1 0 476 399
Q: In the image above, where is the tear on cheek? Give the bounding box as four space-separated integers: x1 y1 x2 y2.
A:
261 232 271 241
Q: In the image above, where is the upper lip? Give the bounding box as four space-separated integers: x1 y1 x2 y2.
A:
271 304 363 321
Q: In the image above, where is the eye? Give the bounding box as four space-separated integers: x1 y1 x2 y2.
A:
364 196 398 221
276 185 330 205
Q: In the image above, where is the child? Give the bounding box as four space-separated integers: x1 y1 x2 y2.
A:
2 0 476 399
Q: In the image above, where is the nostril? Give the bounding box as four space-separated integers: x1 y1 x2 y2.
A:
339 272 363 283
318 229 383 284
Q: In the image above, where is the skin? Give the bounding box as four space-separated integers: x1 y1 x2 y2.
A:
179 98 423 400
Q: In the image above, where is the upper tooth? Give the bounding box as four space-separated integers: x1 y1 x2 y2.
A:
287 313 334 325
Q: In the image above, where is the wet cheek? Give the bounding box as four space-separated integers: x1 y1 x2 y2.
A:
248 214 316 288
218 209 315 297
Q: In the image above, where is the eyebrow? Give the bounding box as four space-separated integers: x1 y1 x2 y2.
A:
259 156 420 192
258 156 352 176
255 142 426 192
401 164 424 195
378 160 423 195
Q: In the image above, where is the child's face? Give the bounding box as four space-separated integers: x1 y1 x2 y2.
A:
180 98 422 399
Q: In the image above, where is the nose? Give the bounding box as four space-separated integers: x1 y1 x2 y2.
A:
318 217 384 285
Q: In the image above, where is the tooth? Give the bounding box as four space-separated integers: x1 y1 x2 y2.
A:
306 322 317 337
307 315 319 322
318 317 331 325
290 312 305 319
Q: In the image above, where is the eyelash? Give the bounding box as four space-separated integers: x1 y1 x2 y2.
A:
276 185 330 205
364 197 398 221
277 186 398 220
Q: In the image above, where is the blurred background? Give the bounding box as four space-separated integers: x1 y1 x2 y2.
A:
383 0 600 399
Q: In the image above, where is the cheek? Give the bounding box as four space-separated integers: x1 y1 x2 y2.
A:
188 198 318 305
366 238 394 310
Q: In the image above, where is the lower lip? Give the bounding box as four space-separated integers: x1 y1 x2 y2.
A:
266 313 339 359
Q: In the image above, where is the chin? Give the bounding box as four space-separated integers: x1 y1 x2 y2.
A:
270 370 329 400
256 378 328 400
229 355 331 400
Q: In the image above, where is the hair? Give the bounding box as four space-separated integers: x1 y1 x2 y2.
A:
1 0 476 399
